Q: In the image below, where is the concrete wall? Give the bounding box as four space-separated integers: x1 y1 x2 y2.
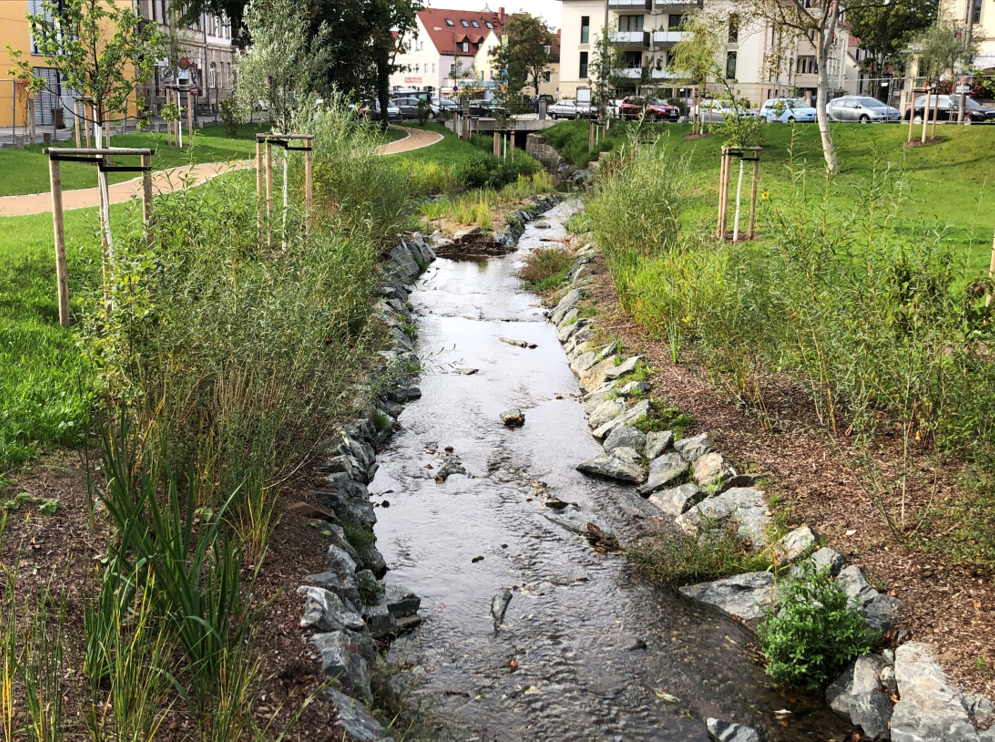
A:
526 133 562 168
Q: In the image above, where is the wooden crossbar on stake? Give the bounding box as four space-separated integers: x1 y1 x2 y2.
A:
717 147 762 242
43 146 154 327
255 133 315 244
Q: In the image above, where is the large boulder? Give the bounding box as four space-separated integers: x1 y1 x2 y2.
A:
705 718 761 742
647 483 706 517
577 447 645 484
310 630 376 700
589 398 626 430
676 488 771 551
603 425 647 456
604 356 643 381
551 288 582 325
644 430 674 460
673 432 714 462
693 452 737 488
635 453 690 497
570 351 600 376
592 399 651 439
836 566 899 632
298 586 366 632
558 317 590 343
825 655 894 740
581 357 622 392
679 572 776 621
326 688 386 742
892 642 979 742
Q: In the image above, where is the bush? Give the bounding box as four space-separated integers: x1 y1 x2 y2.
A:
757 564 877 689
218 97 242 138
627 524 769 585
517 247 573 292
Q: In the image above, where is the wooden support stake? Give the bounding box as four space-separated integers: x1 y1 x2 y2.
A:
48 157 70 328
256 140 264 244
589 119 595 150
141 152 153 234
717 149 729 240
907 89 916 143
921 88 931 144
987 219 995 308
510 133 515 161
305 146 313 233
493 130 500 158
748 157 759 240
931 89 939 139
732 157 744 242
266 142 274 248
84 105 92 148
73 102 81 148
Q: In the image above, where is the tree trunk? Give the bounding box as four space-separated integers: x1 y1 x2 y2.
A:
376 52 391 131
815 51 838 174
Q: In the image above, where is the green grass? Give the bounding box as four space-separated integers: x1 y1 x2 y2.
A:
0 123 268 197
548 120 995 269
390 122 481 164
383 126 409 144
0 202 132 472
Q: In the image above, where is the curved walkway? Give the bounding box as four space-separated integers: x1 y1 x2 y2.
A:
0 126 442 218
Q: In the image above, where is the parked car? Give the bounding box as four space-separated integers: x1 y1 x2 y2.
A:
358 100 400 121
690 99 756 123
760 98 817 123
618 96 680 122
546 99 583 119
902 94 995 124
392 96 429 119
524 94 555 113
431 98 458 116
827 95 901 123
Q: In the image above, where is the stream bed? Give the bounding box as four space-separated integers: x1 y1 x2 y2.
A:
370 202 853 741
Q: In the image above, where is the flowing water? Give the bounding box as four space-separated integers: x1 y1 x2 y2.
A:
371 202 853 742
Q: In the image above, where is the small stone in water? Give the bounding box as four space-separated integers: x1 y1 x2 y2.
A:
472 555 484 563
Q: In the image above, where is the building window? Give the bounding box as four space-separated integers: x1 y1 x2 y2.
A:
581 16 590 44
543 70 552 83
726 51 737 79
461 41 469 52
796 55 817 74
485 21 493 29
471 20 479 27
972 0 982 23
619 15 644 32
208 65 216 88
668 14 684 30
445 18 454 26
728 14 739 43
461 19 469 27
579 51 588 78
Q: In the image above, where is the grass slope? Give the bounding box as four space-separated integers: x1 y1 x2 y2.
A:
0 123 267 197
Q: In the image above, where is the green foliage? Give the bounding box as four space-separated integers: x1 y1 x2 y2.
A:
358 573 385 606
488 14 553 97
846 0 936 77
218 97 242 138
416 98 431 125
627 523 770 585
758 564 877 689
1 492 61 515
518 248 574 293
909 19 978 80
634 402 693 436
342 520 376 551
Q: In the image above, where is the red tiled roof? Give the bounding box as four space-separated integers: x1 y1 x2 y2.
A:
418 7 506 55
550 27 561 59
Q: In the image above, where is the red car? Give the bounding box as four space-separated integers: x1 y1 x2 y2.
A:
618 96 680 122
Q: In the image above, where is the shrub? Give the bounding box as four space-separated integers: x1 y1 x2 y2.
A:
218 96 242 138
758 564 877 689
517 247 573 293
627 523 769 585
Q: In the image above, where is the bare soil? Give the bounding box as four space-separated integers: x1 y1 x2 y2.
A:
576 251 995 701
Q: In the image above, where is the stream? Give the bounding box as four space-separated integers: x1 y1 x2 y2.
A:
370 202 853 741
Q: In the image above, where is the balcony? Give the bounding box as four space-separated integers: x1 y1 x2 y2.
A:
651 67 676 80
652 30 686 45
618 67 645 79
654 0 702 9
611 30 651 48
608 0 651 8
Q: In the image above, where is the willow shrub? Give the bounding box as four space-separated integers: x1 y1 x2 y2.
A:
587 141 995 464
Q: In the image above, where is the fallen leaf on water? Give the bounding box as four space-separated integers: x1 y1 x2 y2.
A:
654 690 680 703
523 686 541 695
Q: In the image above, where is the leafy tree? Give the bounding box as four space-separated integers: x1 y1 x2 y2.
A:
669 11 727 134
910 18 978 81
8 0 165 137
590 24 626 123
489 14 553 99
173 0 248 45
846 0 937 89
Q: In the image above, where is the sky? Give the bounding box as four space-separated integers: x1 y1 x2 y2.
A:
423 0 564 30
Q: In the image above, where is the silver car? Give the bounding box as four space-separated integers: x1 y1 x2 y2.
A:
827 95 901 123
392 97 428 119
547 99 597 120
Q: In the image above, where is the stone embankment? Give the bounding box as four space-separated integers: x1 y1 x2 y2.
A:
546 241 995 742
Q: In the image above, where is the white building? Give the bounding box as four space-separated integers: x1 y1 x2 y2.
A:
558 0 860 107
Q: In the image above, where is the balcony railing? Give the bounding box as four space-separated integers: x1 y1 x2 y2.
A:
652 30 686 45
608 0 651 8
618 67 645 79
611 30 651 47
651 68 676 79
654 0 702 8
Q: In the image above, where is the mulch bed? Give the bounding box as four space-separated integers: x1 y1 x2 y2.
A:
579 252 995 700
1 448 348 740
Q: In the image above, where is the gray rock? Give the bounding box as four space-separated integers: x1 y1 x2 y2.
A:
310 630 375 700
363 603 396 639
604 355 644 381
500 408 526 427
827 654 894 740
563 327 594 354
892 642 979 742
644 430 674 460
386 385 421 403
676 488 770 551
384 586 421 617
826 661 857 718
964 694 995 724
881 664 898 695
635 453 689 497
593 399 651 439
315 454 363 482
543 511 590 535
436 456 468 480
588 398 626 430
314 485 377 529
810 546 846 576
570 351 600 376
580 357 622 393
298 586 366 632
355 542 387 579
558 317 590 343
837 566 899 632
388 244 420 281
577 447 645 484
778 525 817 562
648 483 706 517
864 594 900 633
326 524 362 567
620 380 651 397
679 572 776 621
603 425 647 456
693 452 737 487
306 569 361 608
322 431 376 471
326 687 386 742
599 340 621 358
327 543 359 576
674 432 714 462
390 326 414 352
499 336 536 349
557 308 578 328
705 718 761 742
491 588 513 630
551 288 582 325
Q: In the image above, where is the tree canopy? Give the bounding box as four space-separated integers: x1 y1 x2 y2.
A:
846 0 937 82
489 14 553 98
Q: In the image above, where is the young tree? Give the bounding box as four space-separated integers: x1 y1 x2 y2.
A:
741 0 852 173
489 14 553 99
669 11 727 134
846 0 937 96
911 18 978 82
590 24 626 123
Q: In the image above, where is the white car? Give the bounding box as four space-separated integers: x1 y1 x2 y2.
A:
547 99 598 120
690 100 757 123
760 98 818 123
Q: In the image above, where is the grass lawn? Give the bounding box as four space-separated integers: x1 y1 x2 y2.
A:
384 126 409 144
548 120 995 273
0 123 268 197
391 122 481 163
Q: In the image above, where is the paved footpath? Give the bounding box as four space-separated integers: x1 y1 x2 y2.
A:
0 125 442 218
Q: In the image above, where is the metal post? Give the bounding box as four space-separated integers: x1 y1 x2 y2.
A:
48 157 70 328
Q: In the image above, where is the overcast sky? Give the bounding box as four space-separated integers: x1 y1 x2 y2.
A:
423 0 564 30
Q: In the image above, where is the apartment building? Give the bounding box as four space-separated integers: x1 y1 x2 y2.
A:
558 0 858 107
473 25 562 98
940 0 995 72
134 0 235 114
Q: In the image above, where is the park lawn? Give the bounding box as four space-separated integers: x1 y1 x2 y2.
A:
391 122 481 163
0 123 268 197
0 201 138 474
384 126 409 144
547 120 995 275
